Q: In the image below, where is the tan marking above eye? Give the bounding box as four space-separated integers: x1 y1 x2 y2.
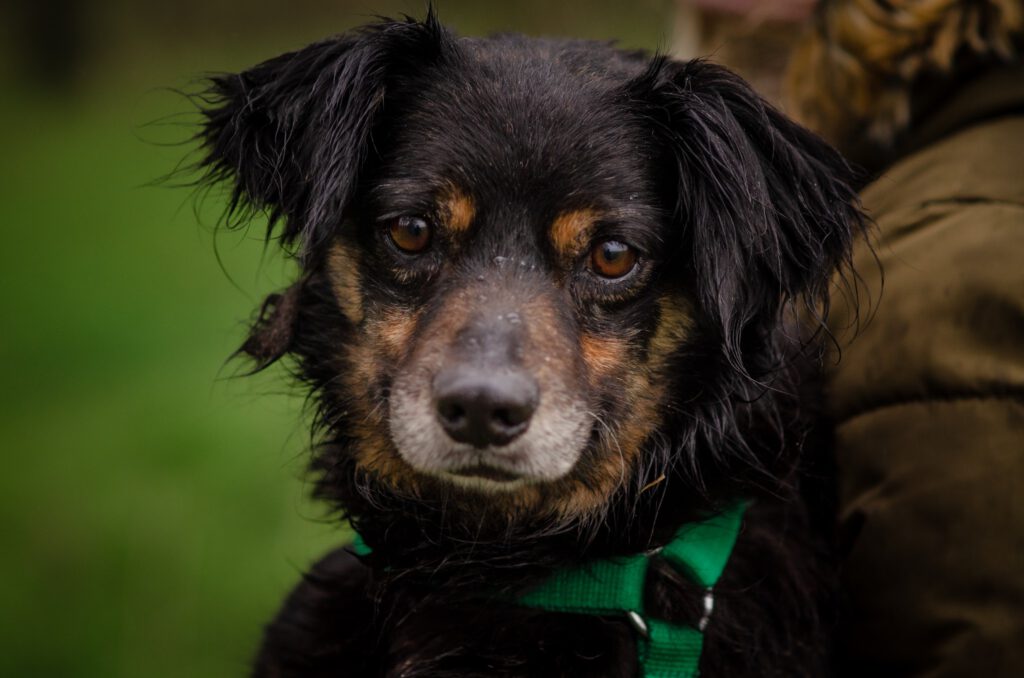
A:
550 209 601 258
440 187 476 233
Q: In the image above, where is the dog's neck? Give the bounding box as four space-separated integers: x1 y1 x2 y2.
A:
335 462 754 598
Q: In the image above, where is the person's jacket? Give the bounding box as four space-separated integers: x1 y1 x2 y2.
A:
827 63 1024 676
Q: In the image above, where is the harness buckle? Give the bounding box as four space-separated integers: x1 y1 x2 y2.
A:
698 587 715 631
625 610 650 639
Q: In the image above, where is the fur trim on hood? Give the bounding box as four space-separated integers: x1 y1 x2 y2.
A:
786 0 1023 159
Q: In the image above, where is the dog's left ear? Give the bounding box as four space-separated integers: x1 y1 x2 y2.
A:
195 11 454 257
628 58 865 367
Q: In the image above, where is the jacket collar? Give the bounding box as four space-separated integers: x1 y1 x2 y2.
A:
895 62 1024 163
851 62 1024 177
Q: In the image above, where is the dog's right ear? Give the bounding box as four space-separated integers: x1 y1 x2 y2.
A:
239 282 304 371
196 12 454 257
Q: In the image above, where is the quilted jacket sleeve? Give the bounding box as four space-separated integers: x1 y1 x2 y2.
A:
827 115 1024 676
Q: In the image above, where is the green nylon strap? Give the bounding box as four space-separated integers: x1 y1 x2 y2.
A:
517 552 649 614
351 533 371 557
661 502 747 589
643 620 704 678
517 503 747 677
349 503 747 677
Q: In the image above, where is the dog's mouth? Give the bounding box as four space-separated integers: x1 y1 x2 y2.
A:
451 464 522 483
435 462 530 492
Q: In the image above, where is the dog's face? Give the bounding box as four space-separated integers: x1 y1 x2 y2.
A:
198 15 861 526
330 45 682 517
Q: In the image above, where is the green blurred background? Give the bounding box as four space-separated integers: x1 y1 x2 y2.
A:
0 2 674 675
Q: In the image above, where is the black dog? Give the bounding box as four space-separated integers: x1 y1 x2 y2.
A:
195 10 863 677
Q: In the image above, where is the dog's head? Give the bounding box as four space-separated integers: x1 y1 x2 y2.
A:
196 13 862 532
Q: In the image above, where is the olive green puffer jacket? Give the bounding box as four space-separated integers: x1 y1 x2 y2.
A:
827 64 1024 676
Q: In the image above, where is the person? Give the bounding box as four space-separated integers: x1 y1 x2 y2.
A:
785 1 1024 675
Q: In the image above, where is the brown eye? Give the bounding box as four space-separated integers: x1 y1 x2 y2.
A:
388 216 432 253
590 240 638 279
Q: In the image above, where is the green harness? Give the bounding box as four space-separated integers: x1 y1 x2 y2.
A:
352 503 745 677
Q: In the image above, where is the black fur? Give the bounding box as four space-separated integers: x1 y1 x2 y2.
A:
192 10 865 677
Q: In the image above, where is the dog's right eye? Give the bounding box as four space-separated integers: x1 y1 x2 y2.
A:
387 216 432 254
590 240 638 279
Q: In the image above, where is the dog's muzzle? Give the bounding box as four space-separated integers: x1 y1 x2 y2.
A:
387 288 591 491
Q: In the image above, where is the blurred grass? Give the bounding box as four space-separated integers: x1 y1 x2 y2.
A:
0 2 667 676
0 89 346 677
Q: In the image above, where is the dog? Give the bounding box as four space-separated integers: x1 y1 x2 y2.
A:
194 10 864 677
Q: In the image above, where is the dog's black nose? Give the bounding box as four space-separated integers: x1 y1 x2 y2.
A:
433 366 539 448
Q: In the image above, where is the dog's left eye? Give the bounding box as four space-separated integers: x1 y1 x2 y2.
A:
590 240 638 279
388 216 432 254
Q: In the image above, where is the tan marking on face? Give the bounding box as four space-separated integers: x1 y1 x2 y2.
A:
440 186 476 234
337 331 423 493
519 294 581 379
581 295 692 493
550 208 601 259
648 295 693 369
355 428 422 492
327 241 365 325
553 367 663 520
414 287 476 357
339 338 378 404
370 308 420 364
580 333 629 382
609 374 662 465
550 297 692 520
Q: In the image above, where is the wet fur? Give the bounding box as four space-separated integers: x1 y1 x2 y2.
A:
193 10 865 677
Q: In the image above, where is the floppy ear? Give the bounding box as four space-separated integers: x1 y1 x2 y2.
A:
195 12 454 257
629 58 865 373
238 281 304 370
